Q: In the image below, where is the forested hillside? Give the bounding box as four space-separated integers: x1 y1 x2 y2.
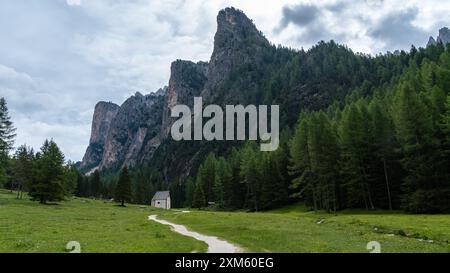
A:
182 42 450 213
76 8 449 214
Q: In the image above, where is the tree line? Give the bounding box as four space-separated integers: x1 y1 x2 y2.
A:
185 45 450 213
0 97 137 206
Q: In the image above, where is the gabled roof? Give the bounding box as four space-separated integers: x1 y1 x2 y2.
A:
152 191 170 201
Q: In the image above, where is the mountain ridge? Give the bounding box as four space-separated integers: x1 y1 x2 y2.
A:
80 7 449 182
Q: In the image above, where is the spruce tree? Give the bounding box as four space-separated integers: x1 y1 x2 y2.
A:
0 98 16 186
115 167 132 206
29 140 66 204
12 145 34 199
184 178 195 207
197 153 217 203
339 104 373 209
0 98 16 155
90 170 102 198
192 180 206 209
369 98 398 209
393 83 438 212
290 116 316 208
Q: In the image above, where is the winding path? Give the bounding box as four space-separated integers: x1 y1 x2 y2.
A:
148 215 241 253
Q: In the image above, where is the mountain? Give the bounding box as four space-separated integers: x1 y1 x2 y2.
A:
161 60 208 137
82 91 165 173
80 101 119 172
80 7 448 183
427 27 450 47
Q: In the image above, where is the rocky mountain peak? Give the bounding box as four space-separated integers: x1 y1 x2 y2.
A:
80 101 120 171
161 60 208 137
427 27 450 47
214 7 269 51
154 86 168 96
438 27 450 44
204 7 270 99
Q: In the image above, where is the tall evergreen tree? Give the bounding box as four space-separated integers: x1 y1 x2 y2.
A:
29 140 66 204
115 167 132 206
369 98 398 209
90 170 102 198
12 145 34 199
393 83 442 212
184 177 195 207
0 98 16 156
0 98 16 186
192 179 206 209
197 153 217 202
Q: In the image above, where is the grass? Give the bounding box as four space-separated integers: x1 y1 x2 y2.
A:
157 204 450 253
2 189 449 253
0 189 207 253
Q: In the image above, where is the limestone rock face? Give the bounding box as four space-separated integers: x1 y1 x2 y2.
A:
99 92 165 170
427 27 450 47
427 36 437 47
437 27 450 45
81 7 273 175
202 7 270 101
80 102 119 172
161 60 208 137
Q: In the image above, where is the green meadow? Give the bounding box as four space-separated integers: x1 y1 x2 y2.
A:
0 189 206 253
1 189 449 253
157 204 450 253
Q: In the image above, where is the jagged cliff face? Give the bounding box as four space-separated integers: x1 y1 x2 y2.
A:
81 7 273 174
202 7 270 102
80 102 119 171
427 27 450 47
161 60 208 137
80 91 165 173
99 92 165 170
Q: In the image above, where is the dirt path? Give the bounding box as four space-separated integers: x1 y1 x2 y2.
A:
148 215 241 253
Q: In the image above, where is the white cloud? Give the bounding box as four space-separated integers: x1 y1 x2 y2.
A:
66 0 81 6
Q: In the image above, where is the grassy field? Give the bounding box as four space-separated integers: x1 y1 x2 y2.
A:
157 204 450 253
1 189 449 253
0 189 206 253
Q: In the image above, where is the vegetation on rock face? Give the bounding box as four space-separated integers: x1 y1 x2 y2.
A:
184 43 450 213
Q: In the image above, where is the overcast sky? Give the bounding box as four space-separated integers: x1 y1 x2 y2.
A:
1 0 449 161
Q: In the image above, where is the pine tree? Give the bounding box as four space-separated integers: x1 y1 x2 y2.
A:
339 104 374 209
393 83 440 212
197 153 217 203
213 157 227 208
75 172 86 197
309 112 340 212
226 148 246 209
29 140 66 204
0 98 16 155
12 145 34 199
115 167 132 206
0 98 16 186
90 170 102 198
184 178 195 207
369 98 398 209
192 179 206 209
290 116 316 208
240 143 262 211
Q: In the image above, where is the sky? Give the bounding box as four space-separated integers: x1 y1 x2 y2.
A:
0 0 449 162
